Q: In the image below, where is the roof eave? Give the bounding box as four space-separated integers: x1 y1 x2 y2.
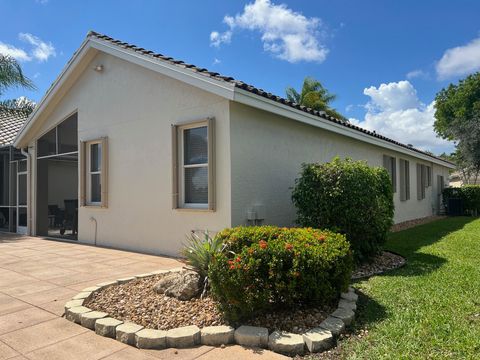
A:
13 37 93 148
14 35 236 148
233 88 456 169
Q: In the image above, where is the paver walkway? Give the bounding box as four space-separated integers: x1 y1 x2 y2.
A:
0 233 288 360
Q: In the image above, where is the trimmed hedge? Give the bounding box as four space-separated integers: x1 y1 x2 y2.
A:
443 185 480 215
292 157 394 262
208 226 353 322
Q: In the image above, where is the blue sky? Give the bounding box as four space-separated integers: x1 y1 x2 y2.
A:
2 0 480 154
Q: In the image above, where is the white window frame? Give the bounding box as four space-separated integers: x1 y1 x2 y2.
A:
179 122 209 209
81 137 108 208
172 118 215 211
86 140 102 206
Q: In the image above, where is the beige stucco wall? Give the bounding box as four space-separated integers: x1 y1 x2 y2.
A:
229 102 450 226
27 51 231 256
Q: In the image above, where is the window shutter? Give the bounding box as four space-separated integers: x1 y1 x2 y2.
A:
421 165 427 198
171 124 179 209
399 159 406 201
416 163 422 200
383 155 390 170
207 117 216 211
405 160 410 200
427 166 432 187
79 141 86 207
101 137 108 208
392 157 397 193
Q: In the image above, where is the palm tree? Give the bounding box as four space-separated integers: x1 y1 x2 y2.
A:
286 77 347 121
0 54 36 114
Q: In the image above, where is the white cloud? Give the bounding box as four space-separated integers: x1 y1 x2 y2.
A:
436 36 480 79
212 58 221 65
210 31 232 47
0 33 55 63
406 69 427 79
363 81 420 112
0 42 31 61
353 80 453 153
19 33 56 62
35 0 49 4
210 0 328 63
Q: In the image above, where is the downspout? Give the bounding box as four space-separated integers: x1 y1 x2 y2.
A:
21 147 32 235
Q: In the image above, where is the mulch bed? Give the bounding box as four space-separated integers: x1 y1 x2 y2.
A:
84 274 333 334
352 251 406 280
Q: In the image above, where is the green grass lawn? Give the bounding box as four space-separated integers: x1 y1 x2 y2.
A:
339 217 480 359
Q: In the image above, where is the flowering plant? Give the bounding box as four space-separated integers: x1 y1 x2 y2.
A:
209 226 353 322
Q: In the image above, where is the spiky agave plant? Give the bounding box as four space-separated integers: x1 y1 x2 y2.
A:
182 230 225 298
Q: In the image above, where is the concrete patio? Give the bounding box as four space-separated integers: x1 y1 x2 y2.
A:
0 233 288 359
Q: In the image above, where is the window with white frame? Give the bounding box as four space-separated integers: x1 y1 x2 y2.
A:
172 118 215 210
87 141 102 204
81 138 108 207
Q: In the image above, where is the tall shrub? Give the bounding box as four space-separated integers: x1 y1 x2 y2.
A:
292 157 394 262
209 226 353 322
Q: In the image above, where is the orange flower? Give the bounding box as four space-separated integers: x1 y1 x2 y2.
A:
227 260 234 265
259 240 268 249
317 234 326 242
229 265 236 270
285 243 293 251
235 256 242 263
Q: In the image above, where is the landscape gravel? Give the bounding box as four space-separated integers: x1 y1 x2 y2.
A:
390 215 446 232
84 273 333 333
352 251 406 279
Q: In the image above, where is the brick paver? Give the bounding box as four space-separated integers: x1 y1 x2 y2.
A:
0 233 288 359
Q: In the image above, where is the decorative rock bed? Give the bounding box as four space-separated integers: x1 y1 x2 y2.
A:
352 251 406 279
64 267 358 356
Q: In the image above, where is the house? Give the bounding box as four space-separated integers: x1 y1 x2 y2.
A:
449 171 479 187
0 107 29 233
12 32 454 256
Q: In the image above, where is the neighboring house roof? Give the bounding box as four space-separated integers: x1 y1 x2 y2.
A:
14 31 455 169
0 107 29 147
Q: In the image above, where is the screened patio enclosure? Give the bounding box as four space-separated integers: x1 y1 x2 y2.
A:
36 113 78 240
0 146 27 234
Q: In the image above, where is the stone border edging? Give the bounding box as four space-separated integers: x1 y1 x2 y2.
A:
64 267 358 356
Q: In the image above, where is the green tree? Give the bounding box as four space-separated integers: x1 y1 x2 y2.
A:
0 54 36 113
434 73 480 182
434 72 480 140
286 77 347 121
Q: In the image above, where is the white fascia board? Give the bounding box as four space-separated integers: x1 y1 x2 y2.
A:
233 88 455 169
88 38 235 100
14 37 235 148
14 38 93 148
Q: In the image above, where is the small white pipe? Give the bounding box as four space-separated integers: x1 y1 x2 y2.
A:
89 216 97 246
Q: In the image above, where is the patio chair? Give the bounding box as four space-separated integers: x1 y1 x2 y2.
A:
60 199 78 235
